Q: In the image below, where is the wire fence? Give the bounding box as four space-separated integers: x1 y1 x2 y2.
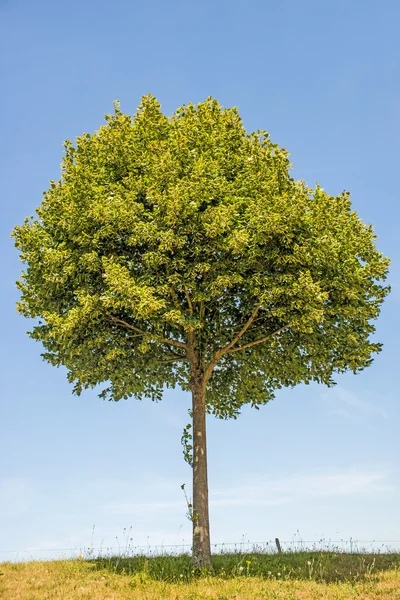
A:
1 539 399 561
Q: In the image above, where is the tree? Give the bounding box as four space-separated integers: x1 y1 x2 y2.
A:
12 95 390 568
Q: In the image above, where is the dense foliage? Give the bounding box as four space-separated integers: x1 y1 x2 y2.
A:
12 95 389 418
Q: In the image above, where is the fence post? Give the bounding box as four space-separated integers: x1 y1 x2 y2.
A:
275 537 282 553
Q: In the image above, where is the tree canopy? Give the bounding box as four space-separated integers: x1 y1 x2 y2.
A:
13 95 389 418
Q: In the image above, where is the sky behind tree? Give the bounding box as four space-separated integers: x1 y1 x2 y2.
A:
1 0 399 559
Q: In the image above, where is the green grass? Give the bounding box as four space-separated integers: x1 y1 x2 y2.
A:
92 550 400 583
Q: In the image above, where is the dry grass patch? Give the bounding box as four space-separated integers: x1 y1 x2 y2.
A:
1 560 400 600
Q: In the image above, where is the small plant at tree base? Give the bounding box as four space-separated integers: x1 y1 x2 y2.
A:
12 95 390 569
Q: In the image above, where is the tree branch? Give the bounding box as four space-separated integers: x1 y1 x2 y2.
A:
166 267 185 330
107 314 187 350
204 305 261 383
107 315 146 336
184 287 194 316
227 323 290 354
162 338 187 350
163 346 188 360
219 304 261 357
204 320 290 384
160 356 189 363
169 285 182 312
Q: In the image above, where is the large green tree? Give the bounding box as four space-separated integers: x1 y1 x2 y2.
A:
12 96 389 567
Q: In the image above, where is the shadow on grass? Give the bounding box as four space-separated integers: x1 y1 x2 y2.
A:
91 550 400 584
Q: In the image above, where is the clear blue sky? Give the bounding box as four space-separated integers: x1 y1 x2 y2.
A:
1 0 399 559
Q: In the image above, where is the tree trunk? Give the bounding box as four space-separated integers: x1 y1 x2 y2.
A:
191 378 212 569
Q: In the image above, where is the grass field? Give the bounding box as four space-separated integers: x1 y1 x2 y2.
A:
1 552 400 599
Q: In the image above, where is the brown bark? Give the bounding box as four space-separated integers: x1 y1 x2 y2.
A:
191 376 212 569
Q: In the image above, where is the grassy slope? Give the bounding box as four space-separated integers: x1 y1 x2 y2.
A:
1 558 400 600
